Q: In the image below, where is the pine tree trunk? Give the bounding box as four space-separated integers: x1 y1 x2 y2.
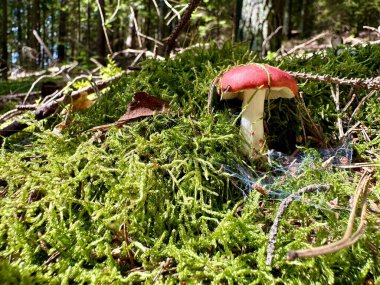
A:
236 0 284 54
31 0 40 67
1 0 8 80
15 0 23 65
58 0 67 62
86 0 92 60
236 0 272 51
282 0 291 40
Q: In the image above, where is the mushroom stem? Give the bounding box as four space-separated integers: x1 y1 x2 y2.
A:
240 89 266 155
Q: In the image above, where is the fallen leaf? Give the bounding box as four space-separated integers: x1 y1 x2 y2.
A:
89 92 170 132
72 92 95 112
115 91 169 126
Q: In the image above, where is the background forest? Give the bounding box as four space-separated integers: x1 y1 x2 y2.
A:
1 0 380 284
1 0 380 77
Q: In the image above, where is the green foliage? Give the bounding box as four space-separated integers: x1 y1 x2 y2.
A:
0 43 379 284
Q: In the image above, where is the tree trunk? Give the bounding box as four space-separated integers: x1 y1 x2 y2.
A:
236 0 272 51
282 0 291 40
1 0 8 80
299 0 313 38
86 0 92 60
15 0 23 65
58 0 68 62
96 0 106 64
31 0 40 67
236 0 284 54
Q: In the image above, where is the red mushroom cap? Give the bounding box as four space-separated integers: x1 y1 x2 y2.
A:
218 64 298 98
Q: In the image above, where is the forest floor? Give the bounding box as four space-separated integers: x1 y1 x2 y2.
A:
0 40 380 284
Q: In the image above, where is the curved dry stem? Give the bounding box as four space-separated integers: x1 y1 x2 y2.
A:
287 172 372 261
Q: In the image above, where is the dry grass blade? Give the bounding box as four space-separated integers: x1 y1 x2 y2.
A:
287 171 373 261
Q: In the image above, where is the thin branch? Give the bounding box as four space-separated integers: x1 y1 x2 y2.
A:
287 171 372 261
280 32 329 57
330 84 344 139
108 0 121 23
129 6 143 48
96 0 113 54
363 26 380 36
266 184 331 266
165 0 202 56
262 26 283 58
33 30 55 64
347 90 377 125
163 0 181 20
288 71 380 90
0 91 40 102
22 63 75 104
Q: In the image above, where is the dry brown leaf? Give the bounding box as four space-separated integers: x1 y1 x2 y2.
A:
115 91 169 126
89 92 170 132
72 92 95 112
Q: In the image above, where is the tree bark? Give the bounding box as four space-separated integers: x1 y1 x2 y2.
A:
1 0 8 80
31 0 41 67
86 0 92 60
15 0 23 65
58 0 68 62
282 0 291 40
236 0 284 54
299 0 313 38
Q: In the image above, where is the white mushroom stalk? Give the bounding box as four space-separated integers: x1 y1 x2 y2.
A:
240 89 267 154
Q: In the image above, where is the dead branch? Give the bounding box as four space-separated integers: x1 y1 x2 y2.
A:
266 184 331 266
33 30 55 64
262 26 283 58
0 72 126 142
165 0 202 56
287 171 372 261
96 0 113 54
288 71 380 90
0 91 41 102
347 90 377 125
330 84 344 139
280 32 329 57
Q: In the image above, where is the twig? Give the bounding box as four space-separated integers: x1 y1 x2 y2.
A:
288 71 380 90
0 91 40 102
108 0 121 23
347 90 377 125
33 30 55 64
22 63 76 104
163 0 181 21
0 72 127 141
266 184 331 266
296 92 325 146
330 84 344 139
262 26 283 58
287 171 372 261
130 6 143 48
363 26 380 36
165 0 202 56
0 109 23 124
96 0 113 54
152 258 174 283
341 89 356 113
338 162 380 169
280 32 329 57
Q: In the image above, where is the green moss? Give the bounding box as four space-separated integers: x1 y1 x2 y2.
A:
0 43 379 284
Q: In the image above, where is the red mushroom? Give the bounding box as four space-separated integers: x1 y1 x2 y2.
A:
217 64 298 155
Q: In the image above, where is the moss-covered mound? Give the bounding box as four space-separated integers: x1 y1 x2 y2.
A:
0 44 379 284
